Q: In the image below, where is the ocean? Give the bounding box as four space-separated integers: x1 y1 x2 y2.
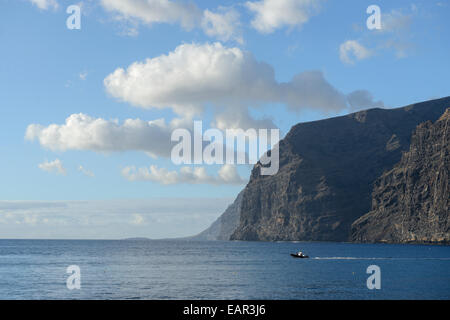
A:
0 239 449 299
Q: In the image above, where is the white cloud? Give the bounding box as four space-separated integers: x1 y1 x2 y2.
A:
23 214 39 225
217 165 247 185
347 90 384 111
378 8 416 58
246 0 322 34
130 213 145 225
28 0 59 10
382 39 413 59
351 6 417 60
104 42 272 116
213 109 276 131
380 9 413 33
26 113 185 158
122 164 246 185
24 112 270 163
79 71 88 80
38 159 67 175
0 199 234 239
104 42 348 117
118 24 139 37
280 70 348 112
339 40 373 65
202 7 243 44
78 165 95 177
100 0 201 30
100 0 244 42
27 43 382 160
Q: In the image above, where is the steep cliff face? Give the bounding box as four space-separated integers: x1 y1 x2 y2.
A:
230 97 450 241
351 108 449 244
190 191 243 241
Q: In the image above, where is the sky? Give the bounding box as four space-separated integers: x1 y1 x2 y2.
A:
0 0 449 239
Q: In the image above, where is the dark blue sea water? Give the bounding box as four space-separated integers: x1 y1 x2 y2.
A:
0 240 449 299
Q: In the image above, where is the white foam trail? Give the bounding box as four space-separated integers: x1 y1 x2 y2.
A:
312 257 450 260
312 257 382 260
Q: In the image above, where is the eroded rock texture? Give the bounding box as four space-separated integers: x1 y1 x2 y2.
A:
351 108 449 244
229 97 449 241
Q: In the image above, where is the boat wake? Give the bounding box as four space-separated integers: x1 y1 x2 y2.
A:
312 257 385 260
312 257 450 260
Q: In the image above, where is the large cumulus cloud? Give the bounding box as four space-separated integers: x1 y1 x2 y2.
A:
104 42 350 117
25 113 187 158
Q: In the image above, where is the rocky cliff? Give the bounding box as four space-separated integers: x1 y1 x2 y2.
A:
228 96 450 241
190 191 243 241
351 108 449 244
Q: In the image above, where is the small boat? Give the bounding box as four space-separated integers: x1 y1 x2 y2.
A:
290 253 309 258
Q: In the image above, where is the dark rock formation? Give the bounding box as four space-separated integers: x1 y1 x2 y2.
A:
229 96 450 241
351 108 449 244
190 191 243 241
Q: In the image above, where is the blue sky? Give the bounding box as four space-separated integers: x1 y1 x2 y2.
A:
0 0 449 238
